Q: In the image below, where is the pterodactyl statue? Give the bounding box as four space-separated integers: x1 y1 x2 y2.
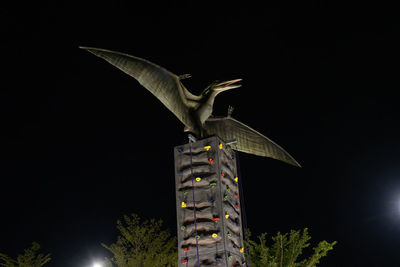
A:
80 47 301 167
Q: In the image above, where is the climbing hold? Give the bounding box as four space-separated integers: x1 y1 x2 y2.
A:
208 157 214 164
212 233 218 238
221 172 225 177
226 187 231 192
240 247 244 253
184 247 189 252
181 225 186 230
216 257 222 262
183 189 188 195
209 182 217 188
236 203 239 208
224 195 228 201
213 217 220 223
234 177 238 182
208 199 214 204
181 201 187 208
204 145 211 151
228 255 233 260
226 146 230 151
219 143 223 149
178 147 183 153
227 232 232 237
196 235 200 239
235 193 239 198
233 244 237 249
225 214 230 219
182 258 188 264
195 177 201 182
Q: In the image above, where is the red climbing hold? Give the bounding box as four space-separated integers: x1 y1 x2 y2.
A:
208 157 214 164
184 247 189 252
221 172 225 177
236 203 239 208
182 259 188 264
213 217 220 223
235 193 239 198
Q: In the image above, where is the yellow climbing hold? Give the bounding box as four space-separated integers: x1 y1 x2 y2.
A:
225 214 230 219
240 247 244 253
204 145 211 151
196 177 201 182
234 177 238 183
212 233 218 238
219 143 223 149
181 202 187 208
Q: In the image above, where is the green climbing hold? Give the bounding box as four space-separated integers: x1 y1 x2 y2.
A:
181 225 186 230
196 235 200 239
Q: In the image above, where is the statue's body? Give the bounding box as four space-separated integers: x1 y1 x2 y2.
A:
80 47 300 167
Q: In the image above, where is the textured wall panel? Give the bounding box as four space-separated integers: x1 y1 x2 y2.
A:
175 136 245 267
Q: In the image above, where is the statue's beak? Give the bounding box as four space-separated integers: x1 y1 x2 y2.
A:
215 79 242 91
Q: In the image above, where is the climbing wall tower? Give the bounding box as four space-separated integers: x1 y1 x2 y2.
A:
174 136 245 267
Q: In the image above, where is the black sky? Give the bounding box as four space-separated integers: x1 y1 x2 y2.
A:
1 1 400 266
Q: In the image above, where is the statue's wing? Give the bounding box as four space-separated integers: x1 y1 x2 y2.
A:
204 116 301 167
80 46 197 129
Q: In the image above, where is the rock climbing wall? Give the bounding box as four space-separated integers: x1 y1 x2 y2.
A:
174 136 245 267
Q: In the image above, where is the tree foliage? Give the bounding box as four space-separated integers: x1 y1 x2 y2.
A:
246 228 336 267
102 214 336 267
0 242 51 267
102 213 177 267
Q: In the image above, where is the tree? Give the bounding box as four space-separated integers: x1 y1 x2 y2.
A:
245 228 336 267
0 242 51 267
102 213 335 267
102 213 177 267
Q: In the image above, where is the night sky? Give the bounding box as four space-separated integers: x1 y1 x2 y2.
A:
2 2 399 266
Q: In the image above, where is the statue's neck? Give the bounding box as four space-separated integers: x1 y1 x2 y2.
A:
206 90 219 106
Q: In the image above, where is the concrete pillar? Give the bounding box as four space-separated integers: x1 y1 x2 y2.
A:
174 136 245 267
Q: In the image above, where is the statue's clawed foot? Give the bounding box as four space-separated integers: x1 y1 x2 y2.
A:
179 74 191 80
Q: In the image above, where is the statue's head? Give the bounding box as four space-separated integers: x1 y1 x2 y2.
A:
202 79 242 95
